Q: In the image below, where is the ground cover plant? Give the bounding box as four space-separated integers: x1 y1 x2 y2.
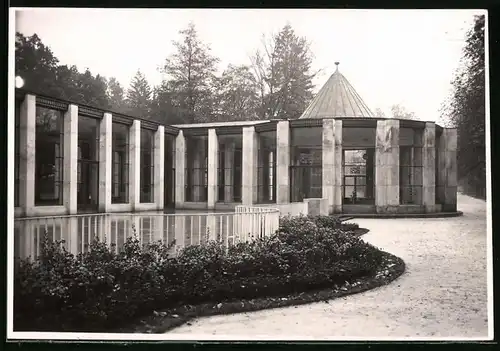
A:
13 215 404 333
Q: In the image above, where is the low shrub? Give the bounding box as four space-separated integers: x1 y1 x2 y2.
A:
14 215 382 332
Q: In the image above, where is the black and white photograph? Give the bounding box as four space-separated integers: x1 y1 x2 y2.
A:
7 7 491 341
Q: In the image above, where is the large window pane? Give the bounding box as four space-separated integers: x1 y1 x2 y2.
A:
112 122 129 204
400 128 424 204
164 134 176 207
77 115 100 210
290 127 322 202
185 136 208 202
140 128 155 203
257 131 276 203
217 134 242 203
35 106 64 206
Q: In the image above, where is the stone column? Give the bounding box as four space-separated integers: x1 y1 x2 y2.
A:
322 119 335 214
276 120 290 204
98 113 112 212
63 104 79 214
129 120 141 210
437 128 458 212
175 130 186 207
333 120 343 213
242 126 258 205
422 122 436 212
375 119 400 213
207 129 219 209
154 126 165 210
19 94 36 217
224 141 235 202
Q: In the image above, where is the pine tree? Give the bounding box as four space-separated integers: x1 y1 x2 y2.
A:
161 22 220 123
126 70 152 118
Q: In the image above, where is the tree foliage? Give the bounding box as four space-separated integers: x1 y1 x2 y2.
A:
15 23 320 124
390 104 418 120
440 15 486 199
250 24 318 119
160 22 220 123
15 32 110 109
212 64 260 121
126 70 152 118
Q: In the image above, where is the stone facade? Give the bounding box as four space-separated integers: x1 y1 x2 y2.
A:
13 90 459 217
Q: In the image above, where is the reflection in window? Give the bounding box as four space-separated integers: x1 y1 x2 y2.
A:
185 136 208 202
112 122 129 204
35 106 64 206
400 128 423 204
14 99 21 207
140 128 155 203
257 131 276 203
290 127 322 202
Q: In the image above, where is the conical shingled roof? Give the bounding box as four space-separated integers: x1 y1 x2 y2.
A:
299 62 375 119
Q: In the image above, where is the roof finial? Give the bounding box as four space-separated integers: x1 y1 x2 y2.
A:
335 61 340 71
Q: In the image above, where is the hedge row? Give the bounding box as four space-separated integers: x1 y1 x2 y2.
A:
14 215 379 332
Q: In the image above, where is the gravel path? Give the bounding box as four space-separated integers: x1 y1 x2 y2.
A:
167 194 490 339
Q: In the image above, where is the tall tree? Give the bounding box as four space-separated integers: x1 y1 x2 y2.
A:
107 77 127 113
126 70 152 118
390 104 418 120
250 24 318 119
161 22 220 123
213 64 259 121
441 15 486 199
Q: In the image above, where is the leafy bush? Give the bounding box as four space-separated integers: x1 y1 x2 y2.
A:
14 215 382 332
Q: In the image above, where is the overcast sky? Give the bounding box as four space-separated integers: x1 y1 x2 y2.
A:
14 8 485 122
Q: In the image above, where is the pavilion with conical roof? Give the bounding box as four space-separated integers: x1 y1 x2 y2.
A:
299 62 375 119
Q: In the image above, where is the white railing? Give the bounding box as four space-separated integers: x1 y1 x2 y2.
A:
13 207 280 260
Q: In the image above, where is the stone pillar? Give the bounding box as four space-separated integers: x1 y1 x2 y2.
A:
19 94 36 217
207 129 219 209
375 119 400 213
63 104 79 214
129 120 141 210
242 126 258 205
333 120 343 213
154 126 165 210
276 120 290 204
175 130 186 207
224 141 235 202
98 113 112 212
422 122 436 212
437 128 458 212
322 119 335 214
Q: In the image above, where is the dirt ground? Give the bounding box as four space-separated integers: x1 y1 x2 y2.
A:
166 194 490 340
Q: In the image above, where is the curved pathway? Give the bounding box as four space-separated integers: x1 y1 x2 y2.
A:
167 194 489 339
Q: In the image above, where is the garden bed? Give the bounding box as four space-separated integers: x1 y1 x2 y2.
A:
14 215 402 333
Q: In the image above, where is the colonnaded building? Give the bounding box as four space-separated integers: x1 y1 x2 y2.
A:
12 64 458 219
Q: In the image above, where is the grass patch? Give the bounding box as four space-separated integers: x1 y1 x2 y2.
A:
14 215 401 333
